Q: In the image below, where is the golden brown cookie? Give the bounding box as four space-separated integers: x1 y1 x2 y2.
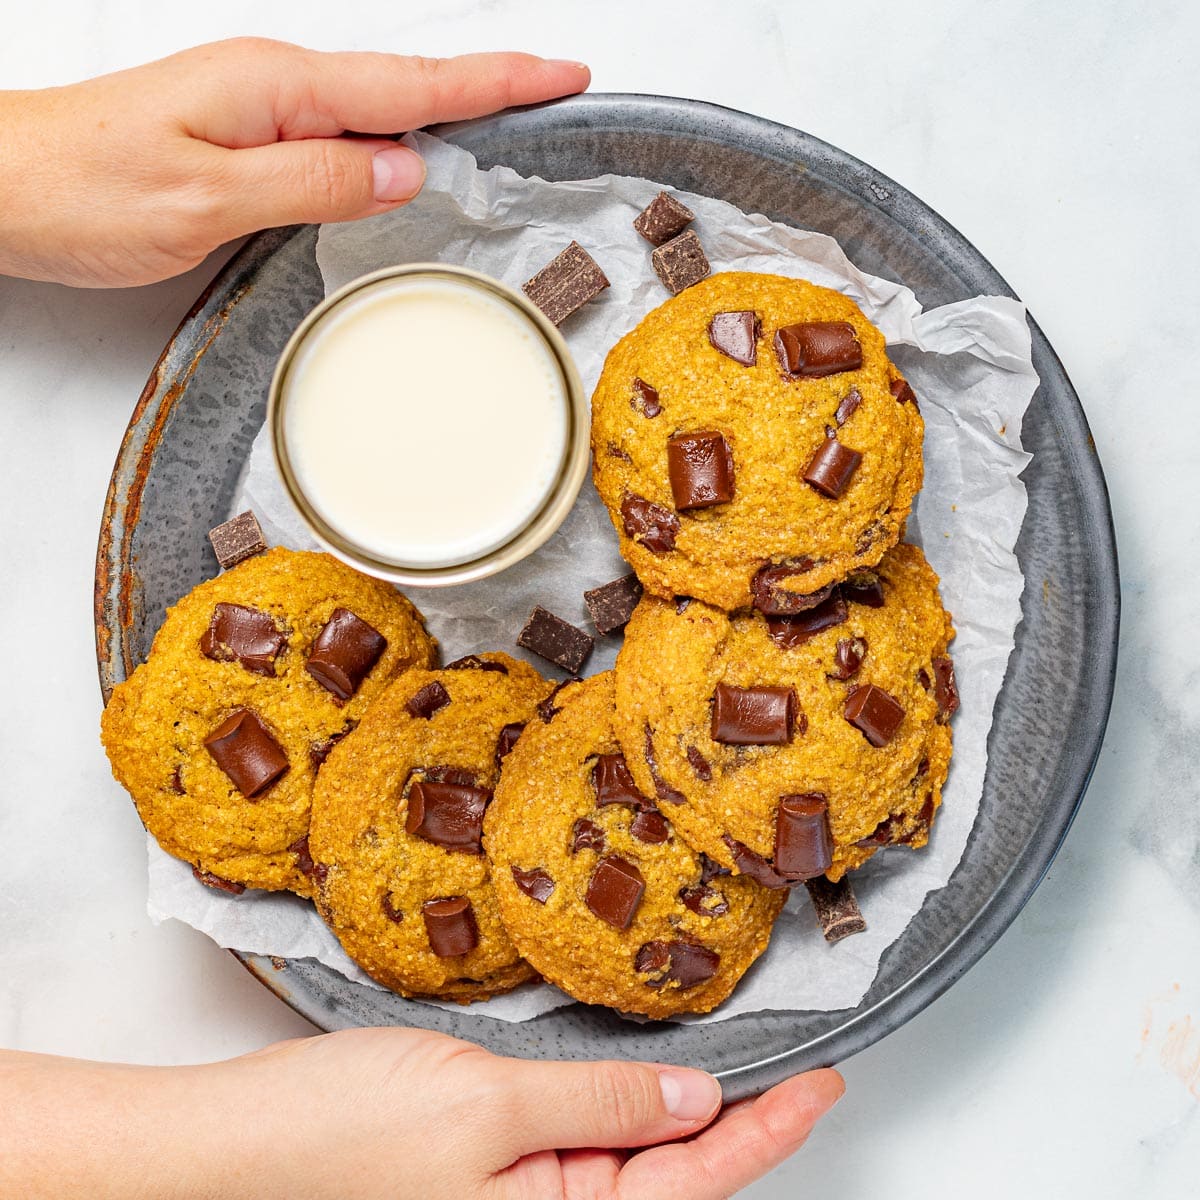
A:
100 547 435 896
613 544 958 884
486 672 786 1018
591 271 924 611
309 655 552 1002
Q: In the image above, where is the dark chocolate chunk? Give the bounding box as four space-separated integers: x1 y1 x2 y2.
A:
774 793 833 880
890 377 918 407
169 766 185 794
679 883 729 917
511 866 556 904
708 310 760 365
592 754 650 808
406 680 451 720
802 437 862 499
445 654 508 674
636 939 720 989
309 724 355 771
829 636 867 681
633 940 669 974
522 241 610 326
207 510 267 570
650 230 710 295
422 896 479 957
721 833 791 889
843 684 905 747
710 684 797 746
585 854 645 929
570 817 607 854
204 709 289 798
805 876 867 942
584 574 643 636
918 667 932 690
633 190 695 245
607 443 632 461
630 808 670 844
932 656 960 721
631 377 662 418
765 593 849 647
621 494 680 555
667 431 735 510
835 388 862 426
855 520 887 555
422 766 478 787
686 746 712 781
306 608 387 702
699 853 731 884
842 570 885 607
406 780 491 853
517 606 594 674
750 564 827 616
288 835 328 888
774 321 863 378
675 596 692 614
381 894 404 923
200 603 287 677
857 812 904 846
495 722 526 766
191 865 246 895
537 677 580 723
644 725 686 805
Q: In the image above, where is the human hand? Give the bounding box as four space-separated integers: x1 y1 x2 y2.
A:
0 40 589 287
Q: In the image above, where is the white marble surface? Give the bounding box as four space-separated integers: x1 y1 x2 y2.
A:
1 2 1197 1196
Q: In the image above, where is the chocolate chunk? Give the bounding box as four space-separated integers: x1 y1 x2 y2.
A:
774 321 863 378
607 443 632 461
306 608 387 702
522 241 609 325
207 510 267 570
708 310 760 365
679 883 729 917
288 835 328 888
802 437 862 499
517 606 593 674
584 574 644 636
932 656 960 721
633 190 695 245
644 725 686 805
200 603 287 677
636 939 720 989
309 724 355 771
835 388 862 426
842 571 885 607
204 709 289 798
857 808 921 847
592 753 650 808
667 431 735 510
406 780 491 853
169 766 185 795
585 854 645 929
805 876 867 943
843 684 905 747
675 596 692 614
631 377 662 418
190 865 246 895
631 808 670 844
422 897 479 957
750 565 827 616
829 636 867 680
422 766 478 787
634 940 669 974
511 865 556 904
381 895 404 923
855 520 887 556
721 833 791 889
774 793 833 880
570 817 607 854
918 667 932 690
495 722 526 766
699 853 731 884
620 494 680 555
686 746 712 781
445 654 508 674
406 681 451 720
890 377 918 407
651 230 710 295
537 677 580 723
765 593 849 647
711 684 797 746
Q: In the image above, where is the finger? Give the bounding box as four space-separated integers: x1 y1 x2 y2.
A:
617 1069 845 1200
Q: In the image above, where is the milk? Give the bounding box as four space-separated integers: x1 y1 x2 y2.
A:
282 276 569 569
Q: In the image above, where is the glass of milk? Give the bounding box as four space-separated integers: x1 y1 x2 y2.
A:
269 265 589 586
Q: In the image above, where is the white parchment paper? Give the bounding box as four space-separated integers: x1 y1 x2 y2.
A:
146 132 1038 1023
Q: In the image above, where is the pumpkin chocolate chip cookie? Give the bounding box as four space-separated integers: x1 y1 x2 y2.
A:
591 271 924 611
485 672 785 1018
100 547 435 896
309 655 552 1002
613 543 957 885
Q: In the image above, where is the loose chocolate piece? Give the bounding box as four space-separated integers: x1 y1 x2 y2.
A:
667 430 735 510
721 834 791 889
204 709 289 798
191 865 246 895
843 684 905 747
890 377 918 407
834 388 862 426
207 510 267 570
522 241 610 325
710 684 797 746
517 606 594 674
306 608 387 701
932 656 960 721
584 574 644 636
750 564 827 616
381 895 404 923
829 636 868 681
585 855 646 929
570 817 607 855
805 876 867 943
445 654 508 674
686 746 712 781
288 835 328 888
698 853 731 884
633 190 695 245
774 793 833 880
511 865 556 904
651 230 710 295
708 310 761 365
841 570 885 608
636 939 720 989
802 437 862 499
631 377 662 418
593 754 650 808
644 725 686 805
765 593 849 648
495 722 526 766
630 808 670 844
679 883 729 917
200 603 287 677
620 494 680 555
309 724 355 771
422 896 479 957
406 780 491 854
537 678 580 724
406 681 451 720
774 321 863 378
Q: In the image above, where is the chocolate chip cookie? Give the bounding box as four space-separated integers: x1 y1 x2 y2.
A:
613 544 957 885
309 655 552 1002
591 271 924 611
485 672 785 1018
100 547 435 895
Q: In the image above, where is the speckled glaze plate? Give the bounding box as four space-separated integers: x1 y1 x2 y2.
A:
94 94 1118 1100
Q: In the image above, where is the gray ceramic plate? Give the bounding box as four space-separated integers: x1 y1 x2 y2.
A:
94 94 1118 1100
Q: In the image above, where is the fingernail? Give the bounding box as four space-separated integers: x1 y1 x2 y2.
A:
372 146 426 203
658 1068 722 1122
548 58 589 71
